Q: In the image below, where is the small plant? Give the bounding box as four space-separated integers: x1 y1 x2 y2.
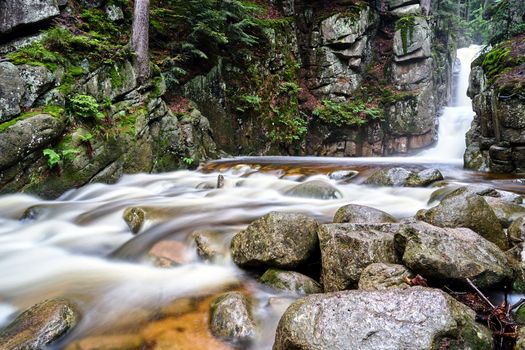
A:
182 157 194 166
61 148 81 161
313 100 383 127
68 94 105 120
43 149 61 169
395 15 417 55
237 94 262 112
78 132 94 143
279 82 301 95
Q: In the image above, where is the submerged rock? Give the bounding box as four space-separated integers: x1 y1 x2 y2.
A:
230 212 319 269
273 287 493 350
0 298 80 350
285 179 342 199
417 187 508 249
358 263 414 290
259 268 322 295
209 292 256 344
191 230 227 261
318 223 400 291
65 334 143 350
395 221 512 288
333 204 397 224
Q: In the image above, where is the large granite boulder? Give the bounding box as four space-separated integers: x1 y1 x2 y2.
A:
0 62 25 122
0 298 80 349
333 204 397 224
0 0 60 35
273 288 493 350
417 187 508 249
395 221 512 288
230 212 319 269
318 223 400 291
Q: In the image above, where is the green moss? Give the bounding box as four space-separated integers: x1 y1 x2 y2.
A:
395 15 417 55
6 41 64 71
481 46 512 78
313 100 383 127
0 106 64 133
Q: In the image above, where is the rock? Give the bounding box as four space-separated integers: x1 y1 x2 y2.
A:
0 62 25 122
392 57 433 88
395 221 512 288
388 0 417 9
259 268 322 295
0 0 60 35
417 187 508 249
517 327 525 350
393 17 431 59
19 64 56 108
391 4 421 16
405 168 444 187
0 114 65 170
358 263 414 290
273 287 493 350
105 4 124 22
320 7 371 46
147 240 192 267
0 298 80 349
333 204 397 224
230 212 319 269
328 170 358 181
364 167 412 186
80 61 137 102
285 179 342 199
484 197 525 228
65 334 143 350
510 217 525 244
123 207 146 234
191 230 226 261
209 292 256 344
318 223 400 291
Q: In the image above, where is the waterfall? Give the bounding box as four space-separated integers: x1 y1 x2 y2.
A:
416 45 482 161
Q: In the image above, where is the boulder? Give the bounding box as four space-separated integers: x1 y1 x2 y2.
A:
0 0 60 35
19 65 56 108
393 17 431 58
0 62 25 122
209 292 256 344
328 170 358 181
510 217 525 244
484 197 525 228
285 179 342 199
230 212 319 269
405 168 444 187
392 57 433 87
318 223 401 291
0 113 65 170
273 288 493 350
333 204 397 224
417 187 508 249
0 298 80 349
122 207 146 234
364 167 412 186
320 7 371 46
358 263 414 290
395 221 512 288
191 230 227 261
259 268 322 295
80 61 137 102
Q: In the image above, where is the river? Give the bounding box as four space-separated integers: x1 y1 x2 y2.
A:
0 45 523 349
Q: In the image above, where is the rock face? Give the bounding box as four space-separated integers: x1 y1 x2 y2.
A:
231 212 319 269
333 204 397 224
273 287 493 350
417 187 508 249
0 0 60 36
209 292 256 344
395 221 512 288
259 268 322 294
0 298 80 349
318 223 400 291
0 62 25 121
358 263 414 290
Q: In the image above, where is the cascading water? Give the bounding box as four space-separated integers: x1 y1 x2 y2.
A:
0 46 520 350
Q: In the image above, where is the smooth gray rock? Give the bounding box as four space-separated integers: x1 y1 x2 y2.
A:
318 223 401 291
417 187 508 250
0 62 25 122
0 0 60 35
273 288 493 350
395 221 512 288
0 298 80 350
285 180 342 199
0 114 65 170
209 292 256 344
230 212 319 269
358 263 414 290
333 204 397 224
259 268 322 295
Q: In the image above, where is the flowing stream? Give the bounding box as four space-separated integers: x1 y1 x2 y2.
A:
0 45 523 349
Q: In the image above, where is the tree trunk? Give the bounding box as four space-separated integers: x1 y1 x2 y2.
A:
132 0 150 84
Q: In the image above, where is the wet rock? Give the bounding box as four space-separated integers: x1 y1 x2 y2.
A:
147 240 192 267
333 204 397 224
160 297 198 317
285 179 342 199
510 217 525 244
191 230 226 261
364 167 412 186
273 287 493 350
484 197 525 228
122 207 146 234
0 113 65 170
230 212 319 269
209 292 256 344
358 263 414 290
259 268 322 295
0 0 60 35
318 223 400 291
417 187 508 249
328 170 358 181
395 221 512 288
65 334 143 350
405 168 444 187
0 298 80 349
0 62 25 121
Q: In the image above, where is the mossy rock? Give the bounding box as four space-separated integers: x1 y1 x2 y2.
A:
259 268 322 294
